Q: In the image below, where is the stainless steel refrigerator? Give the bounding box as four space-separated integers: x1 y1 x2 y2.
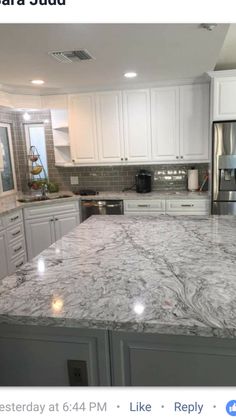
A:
212 121 236 214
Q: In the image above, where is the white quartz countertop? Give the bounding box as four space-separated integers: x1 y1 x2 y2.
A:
0 190 209 216
0 214 235 339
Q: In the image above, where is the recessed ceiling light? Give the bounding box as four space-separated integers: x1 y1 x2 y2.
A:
124 72 137 78
31 79 45 85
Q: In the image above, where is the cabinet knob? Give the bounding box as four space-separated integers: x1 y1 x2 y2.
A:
50 219 54 222
176 156 179 159
121 158 124 161
125 158 128 161
55 218 58 221
180 156 183 159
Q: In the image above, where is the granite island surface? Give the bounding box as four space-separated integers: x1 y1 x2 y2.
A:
0 214 235 339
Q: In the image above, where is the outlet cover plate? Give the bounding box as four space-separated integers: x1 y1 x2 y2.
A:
70 176 79 185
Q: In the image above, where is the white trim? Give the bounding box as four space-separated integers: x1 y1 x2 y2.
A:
0 123 17 196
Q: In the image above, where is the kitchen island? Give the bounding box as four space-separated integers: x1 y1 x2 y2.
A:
0 215 236 386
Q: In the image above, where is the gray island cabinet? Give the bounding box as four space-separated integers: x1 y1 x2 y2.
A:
0 215 236 386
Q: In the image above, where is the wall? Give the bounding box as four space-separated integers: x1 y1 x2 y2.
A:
0 108 209 194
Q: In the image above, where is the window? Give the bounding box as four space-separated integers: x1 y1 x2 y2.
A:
25 124 48 179
0 123 16 195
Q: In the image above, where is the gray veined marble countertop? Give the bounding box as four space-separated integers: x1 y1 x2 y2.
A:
0 214 235 339
0 190 209 217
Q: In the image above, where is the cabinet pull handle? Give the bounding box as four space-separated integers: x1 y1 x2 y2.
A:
16 261 24 268
181 204 194 207
12 230 21 236
14 246 22 253
10 215 19 221
137 204 151 208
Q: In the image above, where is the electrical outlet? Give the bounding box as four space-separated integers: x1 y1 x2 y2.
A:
70 176 79 185
67 360 88 386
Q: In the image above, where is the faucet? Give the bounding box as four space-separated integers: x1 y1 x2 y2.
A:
41 183 48 198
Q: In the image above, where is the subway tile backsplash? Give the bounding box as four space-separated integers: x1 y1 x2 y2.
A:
0 107 209 193
57 163 209 192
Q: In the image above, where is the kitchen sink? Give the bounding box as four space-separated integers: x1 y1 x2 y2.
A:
17 195 72 203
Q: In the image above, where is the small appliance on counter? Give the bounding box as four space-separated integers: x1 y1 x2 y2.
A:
135 169 152 193
187 167 199 191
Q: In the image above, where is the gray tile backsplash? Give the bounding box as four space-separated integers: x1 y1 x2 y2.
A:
0 107 209 193
59 163 208 193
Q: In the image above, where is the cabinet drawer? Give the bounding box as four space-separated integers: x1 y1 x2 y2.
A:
4 210 22 227
0 216 5 232
8 253 27 275
24 201 79 219
166 199 209 214
7 223 24 244
124 199 165 213
8 238 26 261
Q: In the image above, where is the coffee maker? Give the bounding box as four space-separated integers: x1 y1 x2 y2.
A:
135 170 152 193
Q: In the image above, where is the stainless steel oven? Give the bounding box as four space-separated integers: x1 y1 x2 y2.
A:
81 200 123 222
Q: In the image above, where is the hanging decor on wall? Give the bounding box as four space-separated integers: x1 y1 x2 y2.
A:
27 145 48 190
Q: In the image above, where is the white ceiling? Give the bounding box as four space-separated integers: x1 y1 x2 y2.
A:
215 24 236 70
0 24 229 95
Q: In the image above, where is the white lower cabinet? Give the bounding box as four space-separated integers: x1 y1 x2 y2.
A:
54 212 80 241
124 198 209 216
166 199 209 215
124 199 165 215
0 325 111 386
25 216 56 260
24 201 80 260
0 209 27 280
110 331 236 386
0 231 8 280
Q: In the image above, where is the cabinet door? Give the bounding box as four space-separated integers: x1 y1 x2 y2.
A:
0 231 8 280
111 331 236 386
151 87 180 161
179 84 209 161
25 217 55 260
123 89 151 162
54 212 79 241
213 77 236 120
96 91 124 163
69 94 98 164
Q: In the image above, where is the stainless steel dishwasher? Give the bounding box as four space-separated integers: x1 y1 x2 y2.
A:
81 200 124 222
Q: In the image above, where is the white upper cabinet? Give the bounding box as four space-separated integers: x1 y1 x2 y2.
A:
179 84 209 161
212 77 236 120
69 94 98 164
66 84 209 166
151 87 180 161
96 91 124 163
123 89 151 162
